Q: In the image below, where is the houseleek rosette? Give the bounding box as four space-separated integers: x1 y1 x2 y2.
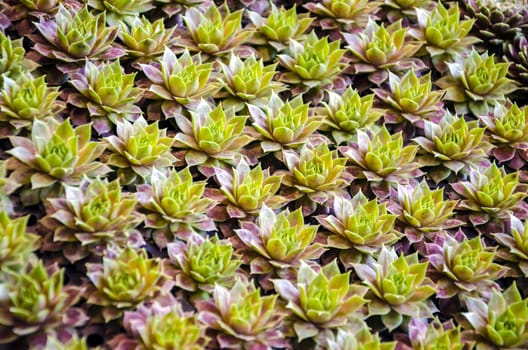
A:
407 318 465 350
411 2 479 71
414 112 492 184
196 278 287 349
7 118 109 195
235 204 323 278
304 0 381 31
281 142 349 209
277 31 346 89
0 261 86 344
87 0 154 25
247 3 313 53
0 73 63 133
495 215 528 277
104 116 177 184
480 102 528 169
340 127 422 195
109 297 208 350
320 87 384 144
213 158 285 218
425 234 508 299
344 18 424 85
324 326 396 350
373 70 445 126
463 282 528 348
0 31 36 82
43 177 141 262
0 211 39 273
68 60 143 133
436 50 518 115
217 54 284 110
451 163 528 226
141 48 219 118
388 180 463 242
86 245 169 322
173 100 253 169
29 5 123 66
166 233 242 294
248 93 323 153
118 16 176 63
317 193 399 266
272 260 368 343
137 167 216 247
354 247 437 331
178 3 253 57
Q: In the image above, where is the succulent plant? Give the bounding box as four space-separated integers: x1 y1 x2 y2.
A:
118 16 176 64
425 233 508 299
39 335 97 350
109 297 208 350
317 193 399 266
0 31 36 81
86 245 169 322
173 100 253 170
407 318 466 350
141 48 219 118
277 31 346 90
104 116 176 184
247 4 313 58
461 0 528 50
7 118 109 196
462 282 528 348
153 0 208 17
248 93 323 153
381 0 436 23
411 2 479 71
29 5 123 68
87 0 154 25
43 177 141 262
0 260 86 344
304 0 381 31
340 127 422 192
373 70 445 126
177 3 253 57
196 278 287 349
0 211 39 275
68 60 143 133
281 142 349 209
167 233 242 295
354 247 437 331
235 204 323 278
451 163 528 226
11 0 61 15
136 167 216 247
495 215 528 277
39 335 94 350
319 87 384 144
388 180 462 242
213 158 285 218
344 19 424 85
504 33 528 86
413 113 492 184
479 102 528 169
324 326 396 350
217 54 284 111
0 73 63 134
0 161 12 214
273 259 368 343
436 50 518 115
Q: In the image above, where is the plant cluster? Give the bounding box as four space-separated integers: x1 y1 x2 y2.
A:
1 0 528 349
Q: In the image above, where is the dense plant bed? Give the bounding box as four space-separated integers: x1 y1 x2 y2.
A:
1 0 528 349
